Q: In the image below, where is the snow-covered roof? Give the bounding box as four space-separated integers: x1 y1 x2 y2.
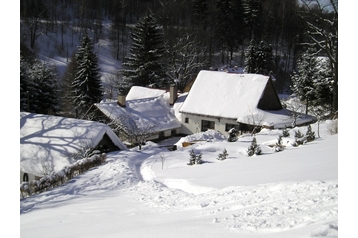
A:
20 112 127 176
179 70 315 128
180 70 271 119
126 86 166 100
95 87 181 132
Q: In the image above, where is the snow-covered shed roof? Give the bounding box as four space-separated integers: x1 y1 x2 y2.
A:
95 87 181 133
20 112 127 176
179 70 315 128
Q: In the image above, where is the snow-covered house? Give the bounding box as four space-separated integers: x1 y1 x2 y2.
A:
93 85 182 144
20 112 127 183
179 70 315 136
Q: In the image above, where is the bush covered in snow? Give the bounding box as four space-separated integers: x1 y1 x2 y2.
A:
20 153 107 198
274 135 285 152
247 137 262 156
217 148 229 160
187 149 203 165
306 124 316 142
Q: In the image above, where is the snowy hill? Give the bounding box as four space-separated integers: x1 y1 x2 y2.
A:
20 121 338 238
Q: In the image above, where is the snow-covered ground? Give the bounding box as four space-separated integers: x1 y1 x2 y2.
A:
20 121 339 238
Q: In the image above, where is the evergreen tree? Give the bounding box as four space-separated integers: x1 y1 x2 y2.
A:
244 39 257 73
192 0 209 29
20 55 59 115
60 52 78 117
244 40 274 75
243 0 263 40
247 137 262 156
291 48 333 114
306 124 315 142
122 13 166 87
255 41 275 75
71 35 103 117
214 0 244 63
217 148 229 161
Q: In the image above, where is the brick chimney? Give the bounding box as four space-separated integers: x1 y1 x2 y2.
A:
169 84 178 105
117 94 126 107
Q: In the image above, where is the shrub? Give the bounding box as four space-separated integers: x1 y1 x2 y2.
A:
274 135 284 152
306 124 315 142
188 149 203 165
227 128 238 142
282 127 290 137
327 119 338 135
247 137 262 156
20 153 107 198
292 129 306 147
217 148 229 160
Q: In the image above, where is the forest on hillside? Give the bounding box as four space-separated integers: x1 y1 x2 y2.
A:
20 0 338 121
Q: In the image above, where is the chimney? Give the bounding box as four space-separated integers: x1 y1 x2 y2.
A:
169 84 178 105
117 94 126 107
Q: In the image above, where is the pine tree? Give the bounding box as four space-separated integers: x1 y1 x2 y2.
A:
122 13 166 87
20 55 59 115
247 137 262 156
255 41 275 75
217 148 229 161
214 0 244 62
188 149 203 165
274 135 284 152
244 40 274 75
71 35 103 117
291 48 333 114
60 52 78 117
306 124 315 142
243 0 263 40
244 39 257 73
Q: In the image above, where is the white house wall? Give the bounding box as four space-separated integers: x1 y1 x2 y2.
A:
180 113 238 137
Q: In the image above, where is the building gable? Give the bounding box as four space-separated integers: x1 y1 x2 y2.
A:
257 77 283 110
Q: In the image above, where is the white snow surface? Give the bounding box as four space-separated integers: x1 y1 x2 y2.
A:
20 112 127 176
20 121 338 238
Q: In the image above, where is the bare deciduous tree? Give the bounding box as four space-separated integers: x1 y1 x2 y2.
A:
166 33 206 91
108 112 157 150
242 108 267 136
298 0 338 115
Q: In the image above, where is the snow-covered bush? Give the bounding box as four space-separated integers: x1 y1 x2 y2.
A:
20 153 107 198
292 129 306 147
274 135 285 152
188 149 203 165
282 127 290 137
217 148 229 161
306 124 315 142
327 119 338 135
247 137 262 157
227 128 238 142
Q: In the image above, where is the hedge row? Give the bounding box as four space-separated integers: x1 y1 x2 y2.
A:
20 153 107 199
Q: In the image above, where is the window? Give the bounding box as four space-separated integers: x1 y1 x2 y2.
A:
23 173 29 182
171 129 177 136
159 131 164 138
184 117 189 123
225 123 240 132
201 120 215 131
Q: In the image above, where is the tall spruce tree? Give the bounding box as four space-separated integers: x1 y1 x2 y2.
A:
122 13 166 87
291 47 333 114
71 35 103 117
20 55 59 115
244 40 274 75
